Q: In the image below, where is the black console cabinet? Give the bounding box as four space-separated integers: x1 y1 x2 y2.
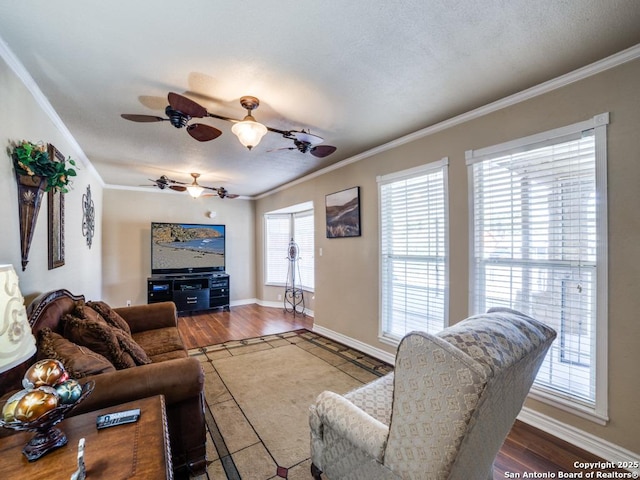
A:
147 273 230 313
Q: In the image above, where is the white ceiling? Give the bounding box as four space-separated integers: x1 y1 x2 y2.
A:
1 1 640 197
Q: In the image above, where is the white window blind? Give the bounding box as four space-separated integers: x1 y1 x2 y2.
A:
265 215 291 285
467 114 608 421
294 211 315 290
378 159 449 343
265 210 315 291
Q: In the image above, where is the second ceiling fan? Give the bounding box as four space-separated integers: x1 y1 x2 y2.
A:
146 173 239 199
121 92 337 157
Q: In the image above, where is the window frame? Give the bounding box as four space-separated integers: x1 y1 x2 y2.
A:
466 113 609 424
264 208 315 292
377 158 450 346
264 213 291 287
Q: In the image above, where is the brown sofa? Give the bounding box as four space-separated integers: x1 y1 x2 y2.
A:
1 289 206 478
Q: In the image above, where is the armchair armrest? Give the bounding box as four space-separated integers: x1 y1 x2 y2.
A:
313 390 389 462
72 356 204 415
114 301 177 333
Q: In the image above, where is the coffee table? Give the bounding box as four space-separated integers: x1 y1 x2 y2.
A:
0 394 172 479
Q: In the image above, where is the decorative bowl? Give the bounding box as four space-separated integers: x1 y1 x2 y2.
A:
0 380 94 461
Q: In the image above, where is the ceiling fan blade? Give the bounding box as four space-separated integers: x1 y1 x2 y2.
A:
310 145 337 158
225 193 240 199
169 185 187 192
187 123 223 142
290 131 324 145
121 114 166 123
168 92 207 118
267 147 295 153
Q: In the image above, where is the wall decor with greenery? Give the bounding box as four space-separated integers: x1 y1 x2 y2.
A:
9 140 77 270
47 144 67 269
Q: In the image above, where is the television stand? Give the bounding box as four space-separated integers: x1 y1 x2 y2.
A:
147 273 230 313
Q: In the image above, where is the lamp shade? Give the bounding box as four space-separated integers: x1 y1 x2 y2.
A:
231 115 268 150
0 264 37 374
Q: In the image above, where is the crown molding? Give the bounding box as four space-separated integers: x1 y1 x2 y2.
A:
0 36 104 187
3 33 638 199
256 43 640 200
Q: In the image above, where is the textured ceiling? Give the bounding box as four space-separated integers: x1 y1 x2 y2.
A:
1 1 640 197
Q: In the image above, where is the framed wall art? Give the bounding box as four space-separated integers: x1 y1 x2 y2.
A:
325 186 361 238
47 144 65 269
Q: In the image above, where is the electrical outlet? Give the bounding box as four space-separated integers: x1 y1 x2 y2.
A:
277 294 282 301
126 300 131 307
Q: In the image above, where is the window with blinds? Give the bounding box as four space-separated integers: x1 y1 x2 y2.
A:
378 159 449 343
264 210 315 291
265 215 290 285
294 211 315 290
467 114 608 421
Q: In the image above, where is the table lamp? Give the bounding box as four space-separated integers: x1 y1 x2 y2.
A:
0 264 37 374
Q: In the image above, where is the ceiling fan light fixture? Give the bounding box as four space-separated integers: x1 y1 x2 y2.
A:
187 184 204 198
231 96 268 150
232 114 267 150
186 173 204 198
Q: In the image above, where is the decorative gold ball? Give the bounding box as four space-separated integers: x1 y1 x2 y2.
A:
23 359 69 389
2 389 29 422
14 388 59 422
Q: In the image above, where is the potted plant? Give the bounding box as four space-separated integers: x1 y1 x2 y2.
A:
9 140 77 270
10 140 77 193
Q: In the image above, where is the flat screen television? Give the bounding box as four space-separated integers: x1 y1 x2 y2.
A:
151 222 225 275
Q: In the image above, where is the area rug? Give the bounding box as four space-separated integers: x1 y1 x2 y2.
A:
188 329 393 480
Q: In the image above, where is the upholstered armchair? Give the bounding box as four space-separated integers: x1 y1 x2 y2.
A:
309 308 556 480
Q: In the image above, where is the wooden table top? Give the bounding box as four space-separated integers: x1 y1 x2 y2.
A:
0 395 172 479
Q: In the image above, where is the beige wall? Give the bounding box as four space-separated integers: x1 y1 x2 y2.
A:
102 188 255 307
255 59 640 453
0 56 103 302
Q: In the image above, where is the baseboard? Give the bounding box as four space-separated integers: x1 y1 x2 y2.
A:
518 407 640 472
230 298 259 307
252 299 314 317
311 324 396 365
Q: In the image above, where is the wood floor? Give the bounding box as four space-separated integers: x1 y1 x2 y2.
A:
178 304 619 478
177 303 314 348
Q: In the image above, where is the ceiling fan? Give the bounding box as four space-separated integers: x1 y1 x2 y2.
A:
145 173 239 199
121 93 222 142
122 92 337 156
144 175 186 191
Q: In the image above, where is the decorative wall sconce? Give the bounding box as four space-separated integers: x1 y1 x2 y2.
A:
10 141 76 270
15 174 47 271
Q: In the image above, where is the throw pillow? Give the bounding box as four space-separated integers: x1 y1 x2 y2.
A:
73 302 151 365
80 302 151 366
86 300 131 335
73 302 110 327
37 328 115 378
62 313 136 369
113 329 152 366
